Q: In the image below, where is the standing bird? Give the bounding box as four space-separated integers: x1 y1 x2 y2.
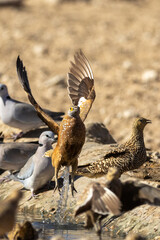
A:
0 140 38 174
74 168 122 239
9 131 55 199
16 50 95 196
0 190 23 238
0 83 64 140
75 117 151 178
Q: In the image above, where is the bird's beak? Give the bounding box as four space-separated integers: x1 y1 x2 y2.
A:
146 119 152 124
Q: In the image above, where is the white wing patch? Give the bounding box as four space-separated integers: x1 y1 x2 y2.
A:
78 97 87 107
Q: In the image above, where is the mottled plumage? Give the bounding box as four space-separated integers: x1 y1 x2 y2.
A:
75 168 121 239
76 117 151 178
16 50 95 195
75 167 160 238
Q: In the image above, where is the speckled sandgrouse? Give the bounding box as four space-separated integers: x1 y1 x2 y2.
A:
75 167 122 239
16 50 95 196
76 117 151 178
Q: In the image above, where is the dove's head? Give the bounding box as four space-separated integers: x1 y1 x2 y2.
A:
68 106 80 117
0 84 9 98
39 131 55 146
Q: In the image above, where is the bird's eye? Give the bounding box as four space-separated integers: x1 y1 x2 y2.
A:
1 87 3 90
70 107 74 111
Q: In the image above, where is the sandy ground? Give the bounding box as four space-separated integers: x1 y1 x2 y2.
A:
0 0 160 151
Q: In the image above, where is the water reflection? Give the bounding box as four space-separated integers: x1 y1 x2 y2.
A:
17 213 123 240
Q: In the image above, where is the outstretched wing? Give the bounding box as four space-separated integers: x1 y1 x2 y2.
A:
67 50 96 122
92 182 121 215
16 56 60 135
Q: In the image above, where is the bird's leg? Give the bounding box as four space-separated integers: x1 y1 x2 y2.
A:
27 189 38 201
88 212 102 239
84 214 94 229
53 162 61 194
96 217 102 240
71 159 78 196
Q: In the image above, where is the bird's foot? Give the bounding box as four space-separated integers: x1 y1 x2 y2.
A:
53 185 61 195
27 191 38 201
0 175 11 184
12 131 24 141
71 185 77 197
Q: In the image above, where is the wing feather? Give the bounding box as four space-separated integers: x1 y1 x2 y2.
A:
92 183 121 215
67 50 96 122
16 56 60 134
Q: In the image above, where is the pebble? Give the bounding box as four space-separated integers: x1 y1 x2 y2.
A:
32 44 48 56
122 60 133 71
141 69 159 83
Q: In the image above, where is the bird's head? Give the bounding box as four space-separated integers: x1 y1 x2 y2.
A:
0 84 9 98
39 131 55 146
68 106 80 117
133 117 151 131
106 167 121 181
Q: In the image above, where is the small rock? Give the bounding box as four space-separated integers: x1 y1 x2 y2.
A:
32 44 48 56
141 70 159 83
154 236 160 240
44 75 66 88
151 151 160 160
86 122 116 144
122 60 133 71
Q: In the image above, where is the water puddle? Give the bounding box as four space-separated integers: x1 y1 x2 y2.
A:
15 168 124 240
17 212 122 240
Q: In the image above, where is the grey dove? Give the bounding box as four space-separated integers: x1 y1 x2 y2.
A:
0 83 64 139
9 131 55 198
0 140 37 173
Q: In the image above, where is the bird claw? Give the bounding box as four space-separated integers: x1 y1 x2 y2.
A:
53 185 61 195
27 192 38 201
0 176 11 184
71 185 77 197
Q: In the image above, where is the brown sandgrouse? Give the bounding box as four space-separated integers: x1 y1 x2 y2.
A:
76 117 151 178
16 50 95 196
0 190 23 238
75 167 160 238
75 167 122 239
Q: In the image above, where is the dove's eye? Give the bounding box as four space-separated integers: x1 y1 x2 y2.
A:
70 107 74 111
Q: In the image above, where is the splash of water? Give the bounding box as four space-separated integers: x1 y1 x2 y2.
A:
55 166 70 224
